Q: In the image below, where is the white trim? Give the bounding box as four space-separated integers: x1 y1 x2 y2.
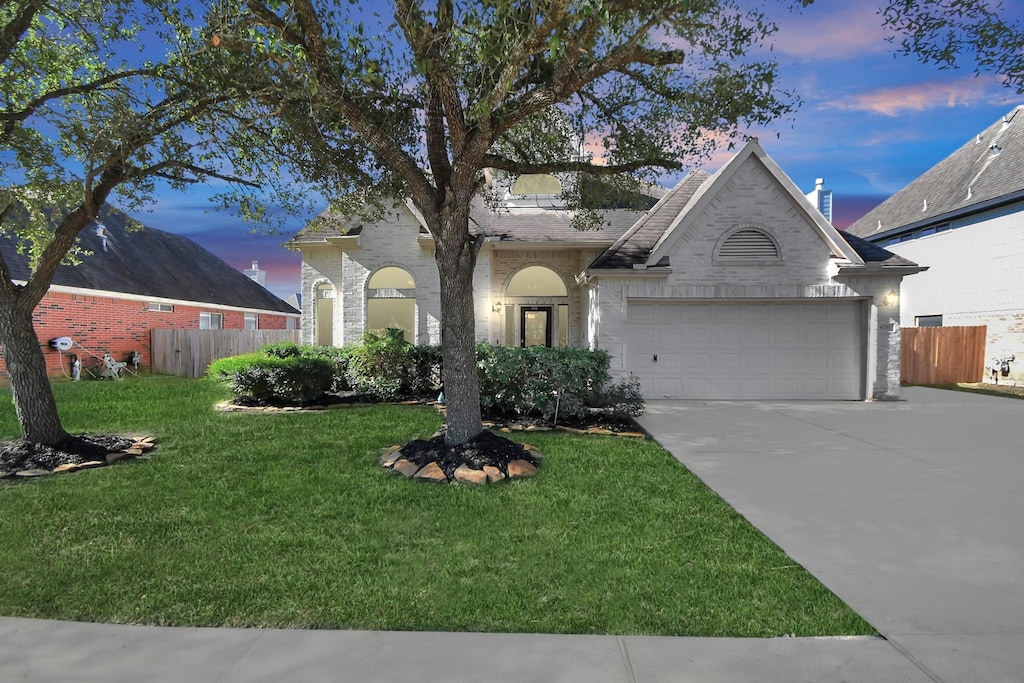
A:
20 281 300 318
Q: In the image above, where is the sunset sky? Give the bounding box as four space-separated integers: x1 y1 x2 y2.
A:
135 0 1024 300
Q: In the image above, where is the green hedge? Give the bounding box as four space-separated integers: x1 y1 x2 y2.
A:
345 329 441 400
209 355 334 404
476 344 643 421
208 336 642 418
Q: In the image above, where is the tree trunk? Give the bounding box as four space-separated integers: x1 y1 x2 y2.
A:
434 200 484 446
0 290 69 445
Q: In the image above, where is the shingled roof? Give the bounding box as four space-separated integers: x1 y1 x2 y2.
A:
839 231 920 268
588 170 711 269
1 206 298 314
847 105 1024 239
292 198 648 246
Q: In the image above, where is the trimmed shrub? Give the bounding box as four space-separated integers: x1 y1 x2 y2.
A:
589 374 646 418
301 345 355 392
207 353 266 383
476 344 615 421
345 329 442 401
217 355 334 404
262 341 302 358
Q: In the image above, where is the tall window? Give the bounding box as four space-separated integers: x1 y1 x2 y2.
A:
316 283 335 346
367 266 416 341
199 312 223 330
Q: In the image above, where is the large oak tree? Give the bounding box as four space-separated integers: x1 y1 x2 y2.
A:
209 0 800 447
0 1 276 444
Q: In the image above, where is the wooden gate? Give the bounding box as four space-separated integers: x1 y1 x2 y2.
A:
151 329 301 378
901 326 986 385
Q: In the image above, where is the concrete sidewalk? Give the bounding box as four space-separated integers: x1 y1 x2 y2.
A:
638 387 1024 683
0 617 927 682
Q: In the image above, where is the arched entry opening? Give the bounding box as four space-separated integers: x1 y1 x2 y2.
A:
367 266 416 341
503 265 570 347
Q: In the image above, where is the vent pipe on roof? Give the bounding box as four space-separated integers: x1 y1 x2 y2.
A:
967 186 973 200
991 143 1002 156
922 199 928 212
94 223 108 252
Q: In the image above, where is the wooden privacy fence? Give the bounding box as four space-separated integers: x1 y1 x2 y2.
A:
901 325 986 385
151 329 301 378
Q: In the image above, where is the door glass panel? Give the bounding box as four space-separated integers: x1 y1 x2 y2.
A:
523 310 549 347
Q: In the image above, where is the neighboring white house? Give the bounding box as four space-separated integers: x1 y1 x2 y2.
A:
291 140 924 400
846 105 1024 380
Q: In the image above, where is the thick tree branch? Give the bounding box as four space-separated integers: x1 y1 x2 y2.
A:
289 0 436 207
0 0 43 66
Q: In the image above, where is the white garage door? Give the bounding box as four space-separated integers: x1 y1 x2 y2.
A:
626 300 864 399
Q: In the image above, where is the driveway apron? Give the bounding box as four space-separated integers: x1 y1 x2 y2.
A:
638 386 1024 683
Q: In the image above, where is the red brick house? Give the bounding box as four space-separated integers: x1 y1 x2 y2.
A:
1 208 299 379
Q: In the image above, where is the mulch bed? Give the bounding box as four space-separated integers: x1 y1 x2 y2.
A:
0 433 135 475
397 429 541 480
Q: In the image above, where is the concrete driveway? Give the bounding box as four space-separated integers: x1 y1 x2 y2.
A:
638 386 1024 683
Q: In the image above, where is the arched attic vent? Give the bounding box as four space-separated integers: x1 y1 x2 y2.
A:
715 228 780 261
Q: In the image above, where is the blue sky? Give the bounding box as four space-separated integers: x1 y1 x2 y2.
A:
135 0 1024 300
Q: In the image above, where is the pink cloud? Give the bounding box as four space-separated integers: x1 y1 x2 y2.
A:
821 76 1005 116
771 4 892 59
582 129 612 166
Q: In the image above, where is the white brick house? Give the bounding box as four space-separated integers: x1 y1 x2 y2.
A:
292 141 923 400
847 105 1024 381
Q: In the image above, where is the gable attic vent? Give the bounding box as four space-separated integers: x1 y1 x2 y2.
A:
717 228 779 260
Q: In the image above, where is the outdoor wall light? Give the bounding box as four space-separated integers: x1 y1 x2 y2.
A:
492 301 502 314
883 289 899 307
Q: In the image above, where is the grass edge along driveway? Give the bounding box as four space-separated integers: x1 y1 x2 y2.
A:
0 376 874 637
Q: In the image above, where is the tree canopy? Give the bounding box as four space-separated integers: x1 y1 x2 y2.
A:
0 0 283 444
878 0 1024 94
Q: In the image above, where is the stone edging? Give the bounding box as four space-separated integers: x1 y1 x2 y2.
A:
379 443 543 485
0 436 157 480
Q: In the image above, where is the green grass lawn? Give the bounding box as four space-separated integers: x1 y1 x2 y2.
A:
0 376 873 636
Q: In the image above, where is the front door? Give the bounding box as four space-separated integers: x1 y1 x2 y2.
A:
521 306 552 347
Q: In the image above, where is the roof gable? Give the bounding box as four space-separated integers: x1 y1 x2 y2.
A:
640 140 862 268
848 105 1024 239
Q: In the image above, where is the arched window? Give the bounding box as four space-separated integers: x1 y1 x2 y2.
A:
511 174 562 196
367 266 416 341
506 266 569 297
715 228 780 262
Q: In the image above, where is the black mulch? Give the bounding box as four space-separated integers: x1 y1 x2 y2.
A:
0 433 134 475
398 429 540 479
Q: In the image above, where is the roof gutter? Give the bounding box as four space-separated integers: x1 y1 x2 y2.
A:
865 188 1024 243
835 262 929 275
